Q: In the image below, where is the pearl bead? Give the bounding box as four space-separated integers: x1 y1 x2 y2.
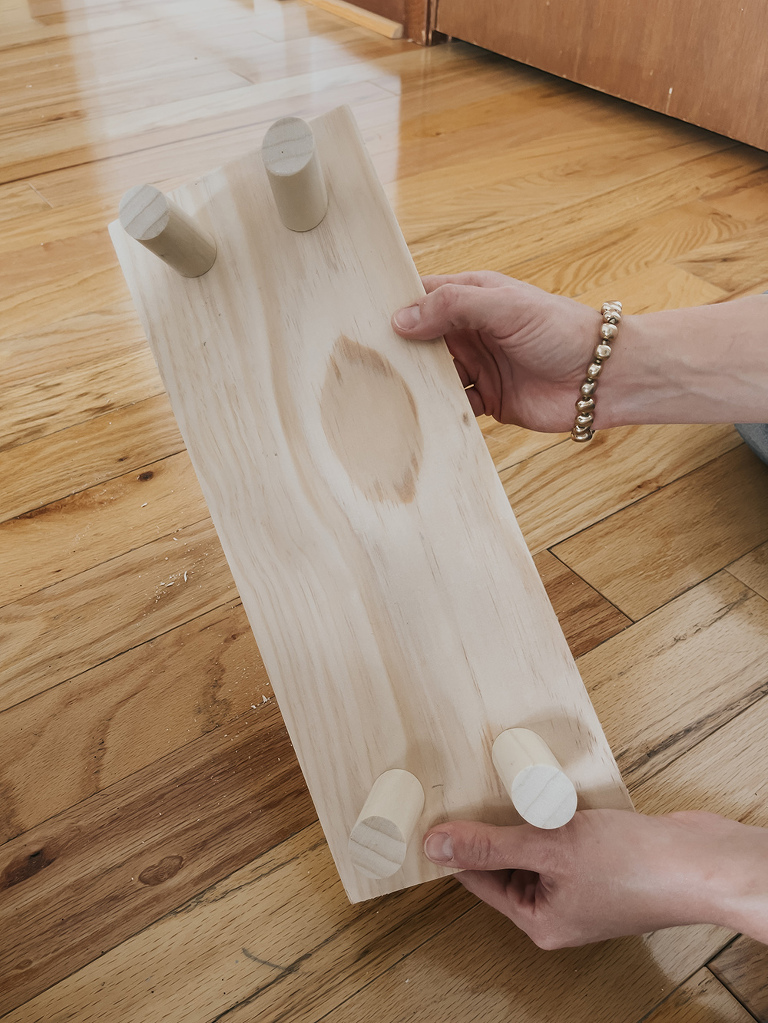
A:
580 380 596 397
600 323 618 341
571 426 593 442
587 362 602 379
602 301 622 315
576 396 595 412
595 343 612 359
576 413 594 427
604 311 621 325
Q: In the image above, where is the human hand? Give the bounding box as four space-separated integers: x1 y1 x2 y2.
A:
423 809 768 948
392 271 601 433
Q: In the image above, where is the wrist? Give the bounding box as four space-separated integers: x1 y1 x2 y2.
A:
712 820 768 942
592 296 768 430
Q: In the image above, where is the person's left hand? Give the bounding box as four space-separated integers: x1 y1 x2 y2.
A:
422 808 768 947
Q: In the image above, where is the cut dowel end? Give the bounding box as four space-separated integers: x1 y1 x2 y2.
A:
492 727 577 830
118 184 217 278
262 116 329 232
119 184 171 241
348 769 425 880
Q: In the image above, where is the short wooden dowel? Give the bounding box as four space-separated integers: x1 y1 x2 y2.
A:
348 769 425 879
262 116 329 232
492 728 578 830
119 184 217 278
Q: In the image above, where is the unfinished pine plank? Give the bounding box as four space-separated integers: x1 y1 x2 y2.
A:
710 937 768 1022
0 701 314 1017
727 540 768 599
0 450 208 608
641 970 756 1023
554 444 768 620
580 572 768 789
0 517 234 713
502 423 741 554
110 104 630 903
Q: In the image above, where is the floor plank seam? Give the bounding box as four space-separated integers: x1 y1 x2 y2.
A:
704 964 762 1023
0 593 243 725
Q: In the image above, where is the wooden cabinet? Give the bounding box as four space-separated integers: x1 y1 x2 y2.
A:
434 0 768 151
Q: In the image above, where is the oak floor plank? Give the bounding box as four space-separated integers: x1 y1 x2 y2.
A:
727 540 768 600
709 937 768 1022
0 451 208 607
0 304 162 451
553 445 768 620
0 598 264 843
579 572 768 788
0 700 314 1017
576 261 729 314
0 394 183 522
534 550 631 658
503 423 741 554
640 970 756 1023
0 514 236 709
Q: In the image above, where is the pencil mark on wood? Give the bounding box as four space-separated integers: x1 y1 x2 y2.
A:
321 336 423 504
138 855 184 886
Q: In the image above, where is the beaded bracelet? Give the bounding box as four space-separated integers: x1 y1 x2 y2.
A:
570 301 622 443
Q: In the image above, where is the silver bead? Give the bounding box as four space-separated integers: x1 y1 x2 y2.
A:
576 396 595 412
600 322 618 341
603 311 621 325
571 426 593 442
602 301 622 315
580 380 596 397
595 343 612 359
576 413 594 427
587 362 602 379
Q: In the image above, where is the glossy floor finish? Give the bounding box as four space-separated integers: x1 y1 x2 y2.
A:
1 1 768 1020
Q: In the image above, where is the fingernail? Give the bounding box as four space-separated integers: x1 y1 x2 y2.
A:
393 305 421 330
424 832 453 863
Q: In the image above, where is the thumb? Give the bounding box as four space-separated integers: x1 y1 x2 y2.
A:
423 820 546 872
392 283 503 340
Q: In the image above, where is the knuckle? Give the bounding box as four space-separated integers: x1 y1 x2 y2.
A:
456 828 496 870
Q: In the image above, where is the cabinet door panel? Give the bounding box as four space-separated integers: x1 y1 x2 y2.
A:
436 0 768 150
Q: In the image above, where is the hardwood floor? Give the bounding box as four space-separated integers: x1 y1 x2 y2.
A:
1 0 767 1019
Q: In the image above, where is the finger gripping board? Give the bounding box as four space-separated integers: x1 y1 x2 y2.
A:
109 105 631 903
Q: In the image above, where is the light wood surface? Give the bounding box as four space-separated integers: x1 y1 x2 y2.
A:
110 104 629 902
2 0 768 1017
303 0 405 39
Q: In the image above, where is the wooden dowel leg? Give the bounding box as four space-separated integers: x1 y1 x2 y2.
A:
492 728 577 830
118 184 217 278
262 116 329 232
348 769 425 879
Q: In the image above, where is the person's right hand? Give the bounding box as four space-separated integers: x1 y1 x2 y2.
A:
392 271 603 433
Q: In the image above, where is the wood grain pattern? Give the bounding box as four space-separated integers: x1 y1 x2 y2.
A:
727 541 768 600
4 1 768 1017
710 937 768 1022
554 444 768 620
435 0 768 150
303 0 404 38
580 572 768 788
110 104 630 902
641 969 756 1022
0 701 313 1017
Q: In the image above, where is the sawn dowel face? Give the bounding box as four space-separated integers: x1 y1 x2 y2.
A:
109 105 631 904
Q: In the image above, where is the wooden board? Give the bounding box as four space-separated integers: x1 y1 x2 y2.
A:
109 104 630 902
